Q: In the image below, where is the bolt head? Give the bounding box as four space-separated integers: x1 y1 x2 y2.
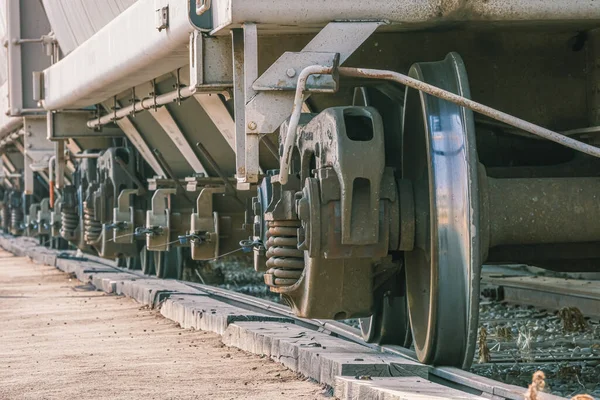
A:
286 68 296 78
247 121 257 131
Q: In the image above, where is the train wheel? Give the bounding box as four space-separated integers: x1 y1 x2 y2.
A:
54 237 69 250
125 256 141 270
402 53 480 368
154 247 183 280
359 268 412 348
115 257 124 267
141 247 155 276
39 235 49 246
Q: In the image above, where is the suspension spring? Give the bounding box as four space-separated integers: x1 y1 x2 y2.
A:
264 221 304 288
60 208 79 238
10 207 23 233
83 201 102 244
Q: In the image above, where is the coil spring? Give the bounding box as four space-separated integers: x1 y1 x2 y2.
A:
10 207 23 232
60 209 79 238
264 221 304 288
83 201 102 243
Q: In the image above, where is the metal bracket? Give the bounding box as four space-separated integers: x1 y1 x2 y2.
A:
113 189 141 244
196 0 211 15
190 186 225 260
27 202 41 237
188 31 233 93
23 116 53 194
232 23 261 186
156 5 169 31
37 198 51 236
253 51 339 92
50 193 62 238
48 111 125 139
245 21 381 134
229 21 380 185
296 106 386 247
146 188 177 251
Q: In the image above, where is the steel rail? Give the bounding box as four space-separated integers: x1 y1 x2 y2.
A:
483 274 600 319
337 67 600 159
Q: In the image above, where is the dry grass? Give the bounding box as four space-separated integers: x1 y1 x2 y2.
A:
495 326 513 340
478 326 491 363
523 370 593 400
524 371 545 400
517 326 534 362
558 307 587 333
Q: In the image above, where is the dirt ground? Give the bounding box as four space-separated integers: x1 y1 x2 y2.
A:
0 250 327 400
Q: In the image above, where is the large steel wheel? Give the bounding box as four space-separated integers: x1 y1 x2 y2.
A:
402 52 480 368
154 247 183 280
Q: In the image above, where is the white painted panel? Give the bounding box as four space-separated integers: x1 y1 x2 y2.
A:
42 0 137 55
42 0 192 109
0 0 7 85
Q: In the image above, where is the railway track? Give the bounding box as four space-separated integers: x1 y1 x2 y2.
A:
477 271 600 398
0 234 578 400
482 273 600 320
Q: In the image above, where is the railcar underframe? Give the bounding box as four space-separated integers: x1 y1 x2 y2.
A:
1 0 600 368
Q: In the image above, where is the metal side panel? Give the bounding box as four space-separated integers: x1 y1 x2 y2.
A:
7 0 52 113
41 0 138 55
0 1 8 85
125 110 196 178
3 149 24 171
42 0 193 110
210 0 600 34
162 93 235 176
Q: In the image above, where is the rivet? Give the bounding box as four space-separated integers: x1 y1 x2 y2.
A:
248 121 257 130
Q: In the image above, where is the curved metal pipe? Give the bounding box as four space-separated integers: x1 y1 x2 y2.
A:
70 152 101 159
48 156 56 208
279 65 335 185
86 86 194 129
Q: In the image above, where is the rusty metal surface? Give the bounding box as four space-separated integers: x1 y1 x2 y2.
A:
484 176 600 247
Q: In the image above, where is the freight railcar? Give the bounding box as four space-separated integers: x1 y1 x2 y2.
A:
1 0 600 368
